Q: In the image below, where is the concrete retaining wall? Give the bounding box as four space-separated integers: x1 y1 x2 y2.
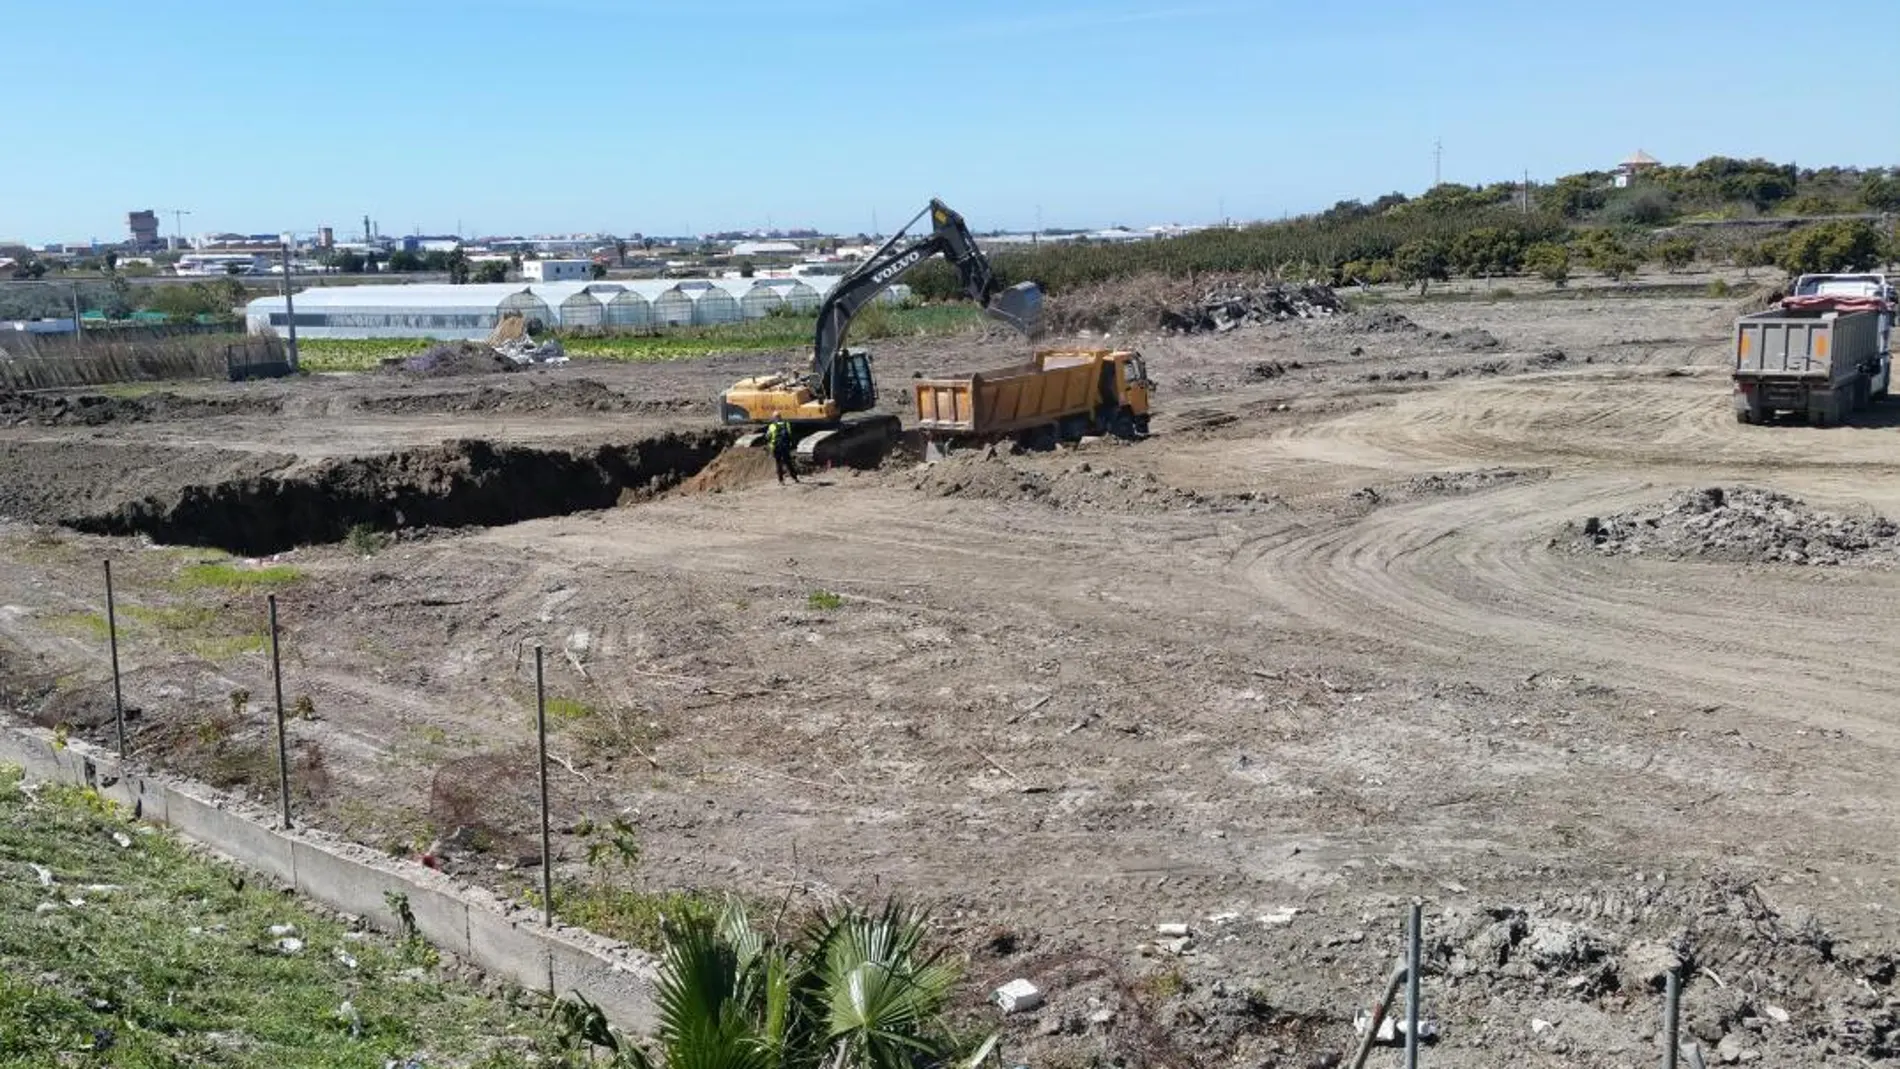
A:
0 723 659 1033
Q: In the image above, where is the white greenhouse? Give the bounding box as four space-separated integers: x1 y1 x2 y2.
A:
242 274 890 341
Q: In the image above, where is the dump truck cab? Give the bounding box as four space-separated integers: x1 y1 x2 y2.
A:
1039 348 1154 435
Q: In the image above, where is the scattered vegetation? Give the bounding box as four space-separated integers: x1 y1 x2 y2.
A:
0 766 568 1066
345 523 390 556
174 561 306 592
806 590 843 611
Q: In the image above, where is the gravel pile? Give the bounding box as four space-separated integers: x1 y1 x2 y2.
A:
1564 487 1900 565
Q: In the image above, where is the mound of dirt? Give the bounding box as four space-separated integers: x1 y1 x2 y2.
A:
1340 308 1422 334
388 342 518 378
358 380 704 416
0 389 281 427
671 447 775 495
1353 468 1539 506
1042 273 1342 336
904 453 1264 514
1562 487 1900 565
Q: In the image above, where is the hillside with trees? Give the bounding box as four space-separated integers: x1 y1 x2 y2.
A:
909 157 1899 300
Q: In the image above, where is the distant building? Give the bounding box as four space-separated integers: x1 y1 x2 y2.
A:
522 259 591 282
317 226 336 248
128 209 159 249
730 240 802 258
1614 150 1661 188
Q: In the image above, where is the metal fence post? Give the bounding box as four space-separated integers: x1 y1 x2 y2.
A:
1405 900 1423 1069
1664 969 1681 1069
535 645 553 928
103 560 126 760
268 594 291 829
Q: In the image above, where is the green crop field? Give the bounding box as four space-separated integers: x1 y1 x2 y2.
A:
295 304 984 373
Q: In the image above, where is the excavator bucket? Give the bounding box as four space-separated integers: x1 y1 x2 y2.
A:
985 281 1044 339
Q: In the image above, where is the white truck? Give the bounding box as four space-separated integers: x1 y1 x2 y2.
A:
1732 273 1895 425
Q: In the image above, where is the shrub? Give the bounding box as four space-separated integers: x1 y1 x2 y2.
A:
1524 242 1570 286
1654 237 1697 272
1774 220 1884 274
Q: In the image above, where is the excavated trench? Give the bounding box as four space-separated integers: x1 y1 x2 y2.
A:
66 431 733 556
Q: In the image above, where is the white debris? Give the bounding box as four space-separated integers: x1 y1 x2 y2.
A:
111 832 132 849
1156 922 1191 937
1259 906 1301 927
35 903 58 914
1204 911 1241 925
993 979 1043 1014
1158 937 1194 956
269 923 298 937
29 863 53 887
276 937 305 954
66 897 86 907
1353 1010 1397 1043
335 947 359 970
1532 1018 1556 1034
337 1000 363 1038
81 884 122 894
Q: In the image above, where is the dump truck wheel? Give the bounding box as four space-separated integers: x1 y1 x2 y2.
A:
1735 409 1754 425
1108 411 1138 439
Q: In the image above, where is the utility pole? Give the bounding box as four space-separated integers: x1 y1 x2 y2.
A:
279 242 300 372
1524 168 1531 215
1433 140 1443 188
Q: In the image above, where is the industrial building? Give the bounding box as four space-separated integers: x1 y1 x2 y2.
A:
243 278 905 340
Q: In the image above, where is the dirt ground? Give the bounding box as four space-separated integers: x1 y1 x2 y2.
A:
3 289 1898 1067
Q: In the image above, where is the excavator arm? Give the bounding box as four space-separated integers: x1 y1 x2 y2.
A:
810 198 1042 403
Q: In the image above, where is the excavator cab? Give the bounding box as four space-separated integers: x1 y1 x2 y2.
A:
834 349 877 412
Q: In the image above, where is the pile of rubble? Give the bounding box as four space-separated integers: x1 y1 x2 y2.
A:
1157 279 1344 334
1040 273 1343 336
492 335 567 365
1561 487 1900 565
390 342 518 377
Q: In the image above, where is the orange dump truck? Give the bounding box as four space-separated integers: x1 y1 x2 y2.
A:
910 348 1152 460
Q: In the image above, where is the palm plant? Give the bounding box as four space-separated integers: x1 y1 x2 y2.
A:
605 899 992 1069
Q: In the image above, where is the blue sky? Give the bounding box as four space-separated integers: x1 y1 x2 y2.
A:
2 0 1890 244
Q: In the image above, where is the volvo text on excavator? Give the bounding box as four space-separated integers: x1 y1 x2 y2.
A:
719 198 1042 469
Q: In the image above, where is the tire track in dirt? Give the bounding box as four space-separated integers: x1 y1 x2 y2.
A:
1239 475 1900 747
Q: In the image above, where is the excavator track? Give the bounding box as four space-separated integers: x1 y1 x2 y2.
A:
795 414 902 470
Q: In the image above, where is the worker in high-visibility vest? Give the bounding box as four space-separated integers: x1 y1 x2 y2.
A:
765 415 799 484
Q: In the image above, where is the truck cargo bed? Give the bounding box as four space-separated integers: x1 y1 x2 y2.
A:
1733 308 1878 384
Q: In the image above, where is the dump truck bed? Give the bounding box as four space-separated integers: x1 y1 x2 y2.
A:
912 351 1107 436
1734 308 1878 385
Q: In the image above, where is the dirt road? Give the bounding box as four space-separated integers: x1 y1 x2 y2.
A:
1 292 1895 1067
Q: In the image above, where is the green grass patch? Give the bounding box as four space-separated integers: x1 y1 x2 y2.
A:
295 304 985 372
45 611 111 641
806 590 843 611
120 603 271 660
542 696 596 724
0 765 566 1066
174 561 305 591
546 885 721 953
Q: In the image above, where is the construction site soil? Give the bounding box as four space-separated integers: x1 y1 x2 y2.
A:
3 289 1898 1068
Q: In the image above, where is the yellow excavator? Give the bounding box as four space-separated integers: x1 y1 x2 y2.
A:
720 198 1042 468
